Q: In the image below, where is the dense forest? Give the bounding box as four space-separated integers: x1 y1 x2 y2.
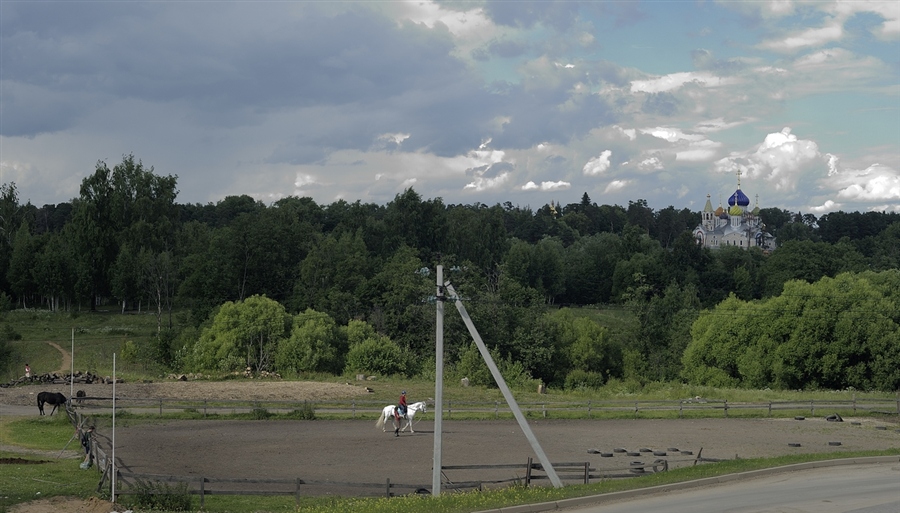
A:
2 156 899 390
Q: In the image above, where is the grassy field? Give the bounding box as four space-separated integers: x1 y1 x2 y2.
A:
2 308 899 513
2 409 897 513
1 308 172 383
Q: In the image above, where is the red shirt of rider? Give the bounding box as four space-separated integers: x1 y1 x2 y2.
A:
398 391 408 416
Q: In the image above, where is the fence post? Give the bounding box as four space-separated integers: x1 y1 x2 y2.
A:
587 400 591 418
448 400 451 419
385 478 391 498
495 401 499 419
351 401 355 418
634 401 639 418
200 477 205 509
810 400 814 415
853 393 857 413
159 399 162 415
679 400 683 418
204 400 207 418
768 402 772 416
295 478 301 505
583 461 589 484
525 457 533 487
724 399 728 418
542 403 546 418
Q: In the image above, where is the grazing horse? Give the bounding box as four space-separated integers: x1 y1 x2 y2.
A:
37 392 67 416
375 401 427 435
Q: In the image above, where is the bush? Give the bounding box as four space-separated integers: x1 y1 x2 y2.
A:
286 401 316 420
344 337 406 376
564 369 606 390
129 480 192 511
250 407 272 419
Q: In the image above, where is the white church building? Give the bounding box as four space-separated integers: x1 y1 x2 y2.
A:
694 176 775 251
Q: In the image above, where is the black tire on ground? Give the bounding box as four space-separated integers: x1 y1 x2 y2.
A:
788 443 801 447
828 441 842 446
652 451 666 456
613 447 626 453
794 416 805 420
600 453 613 458
626 452 640 457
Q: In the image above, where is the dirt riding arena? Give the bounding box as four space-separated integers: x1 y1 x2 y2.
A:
3 381 900 498
109 415 900 496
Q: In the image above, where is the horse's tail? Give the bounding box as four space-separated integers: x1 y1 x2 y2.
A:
375 412 385 430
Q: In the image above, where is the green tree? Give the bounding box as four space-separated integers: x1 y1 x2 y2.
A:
682 271 900 391
189 295 290 372
293 231 370 323
363 246 432 355
6 222 37 308
275 309 344 375
343 320 407 376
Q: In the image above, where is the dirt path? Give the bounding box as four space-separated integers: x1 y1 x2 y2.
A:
45 341 71 375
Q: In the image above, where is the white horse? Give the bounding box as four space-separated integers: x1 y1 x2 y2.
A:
375 401 427 435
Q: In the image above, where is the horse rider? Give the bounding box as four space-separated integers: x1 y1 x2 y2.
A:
394 390 408 437
395 390 408 422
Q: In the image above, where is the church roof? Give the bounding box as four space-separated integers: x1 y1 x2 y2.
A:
728 188 751 207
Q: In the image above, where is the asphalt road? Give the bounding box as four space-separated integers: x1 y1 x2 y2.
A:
551 462 900 513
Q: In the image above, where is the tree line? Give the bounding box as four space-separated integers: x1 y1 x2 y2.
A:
1 156 898 390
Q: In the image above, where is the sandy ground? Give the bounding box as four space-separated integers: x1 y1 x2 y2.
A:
3 374 899 512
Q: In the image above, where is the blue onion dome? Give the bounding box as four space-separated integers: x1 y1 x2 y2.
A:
729 204 743 216
718 210 728 219
728 188 751 207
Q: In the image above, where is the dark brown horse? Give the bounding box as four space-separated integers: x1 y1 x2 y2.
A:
37 391 67 415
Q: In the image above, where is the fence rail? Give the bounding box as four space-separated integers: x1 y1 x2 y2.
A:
72 395 900 419
114 470 432 507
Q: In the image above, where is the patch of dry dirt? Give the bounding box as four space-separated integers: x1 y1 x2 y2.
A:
0 379 371 407
7 496 118 513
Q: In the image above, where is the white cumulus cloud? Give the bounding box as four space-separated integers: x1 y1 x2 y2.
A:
829 163 900 202
716 127 819 191
521 180 571 192
631 71 733 93
583 150 612 176
604 180 630 193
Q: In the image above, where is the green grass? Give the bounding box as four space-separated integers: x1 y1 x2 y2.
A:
0 452 101 513
2 309 899 512
2 308 166 382
0 414 76 450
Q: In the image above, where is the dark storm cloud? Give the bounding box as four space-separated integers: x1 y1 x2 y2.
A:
491 86 619 149
1 2 499 157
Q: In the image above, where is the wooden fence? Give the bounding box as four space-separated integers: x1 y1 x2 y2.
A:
110 456 674 505
72 395 900 420
112 470 432 507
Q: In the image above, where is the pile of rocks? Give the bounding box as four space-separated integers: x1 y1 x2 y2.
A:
0 370 102 388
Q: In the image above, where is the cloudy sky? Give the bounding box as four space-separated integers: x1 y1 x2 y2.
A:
2 1 898 215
